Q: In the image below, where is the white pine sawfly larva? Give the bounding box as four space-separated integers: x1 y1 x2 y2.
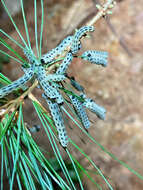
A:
81 50 108 67
41 36 73 64
71 26 95 55
0 66 34 98
69 95 90 129
42 93 68 147
56 52 73 74
83 98 106 120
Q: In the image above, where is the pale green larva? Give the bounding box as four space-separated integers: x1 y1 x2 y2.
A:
69 95 90 129
41 36 73 64
71 26 95 55
81 50 108 67
0 66 34 98
42 94 68 147
56 52 73 74
83 98 106 120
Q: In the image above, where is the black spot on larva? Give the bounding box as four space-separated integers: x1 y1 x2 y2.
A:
87 54 91 57
41 59 45 64
8 87 13 91
63 133 66 136
2 88 7 93
58 102 64 106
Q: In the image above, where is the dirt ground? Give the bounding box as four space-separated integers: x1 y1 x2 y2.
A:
1 0 143 189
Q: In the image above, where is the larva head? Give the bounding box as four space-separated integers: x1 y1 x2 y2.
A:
90 101 106 120
41 58 45 64
71 26 95 54
75 26 95 39
83 98 106 120
81 50 108 67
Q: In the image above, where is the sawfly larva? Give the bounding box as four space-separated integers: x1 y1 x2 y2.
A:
69 95 90 129
81 50 108 67
42 94 68 147
71 26 95 54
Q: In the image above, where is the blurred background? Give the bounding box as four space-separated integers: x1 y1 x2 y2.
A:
0 0 143 189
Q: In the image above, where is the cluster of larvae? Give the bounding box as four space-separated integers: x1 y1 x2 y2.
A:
0 26 108 147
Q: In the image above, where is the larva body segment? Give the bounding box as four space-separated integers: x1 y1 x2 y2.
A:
50 82 61 89
37 66 64 103
50 82 64 104
23 49 38 65
41 36 73 64
42 94 68 147
46 74 66 82
37 66 60 98
55 93 64 105
71 26 95 54
83 98 106 120
0 66 34 98
57 36 73 54
81 50 108 67
69 95 90 129
56 52 73 74
40 49 57 64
